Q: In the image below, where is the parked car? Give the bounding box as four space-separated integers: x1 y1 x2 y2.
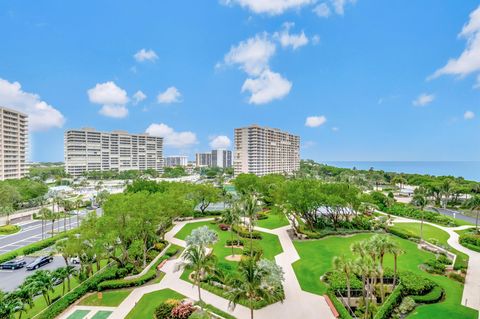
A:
26 256 53 270
0 258 27 270
69 256 80 264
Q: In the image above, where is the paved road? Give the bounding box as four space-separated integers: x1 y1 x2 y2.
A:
0 256 69 292
428 207 477 225
0 209 101 255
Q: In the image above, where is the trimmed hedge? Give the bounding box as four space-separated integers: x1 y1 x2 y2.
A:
326 290 353 319
35 265 121 319
373 284 403 319
0 231 73 264
399 271 435 296
298 227 372 239
225 239 244 246
232 225 262 239
0 224 20 235
459 233 480 252
411 286 444 304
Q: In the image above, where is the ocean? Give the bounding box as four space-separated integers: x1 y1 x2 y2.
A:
322 161 480 182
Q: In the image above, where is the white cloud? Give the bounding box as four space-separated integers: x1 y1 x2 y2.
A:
274 22 309 50
305 115 327 127
210 135 231 149
313 3 331 17
221 0 313 15
331 0 356 15
312 35 321 45
157 87 182 104
87 81 129 118
132 90 147 105
412 93 435 107
430 6 480 82
99 105 128 118
242 70 292 104
145 123 198 148
0 78 65 131
332 126 339 132
464 110 475 120
223 34 276 76
134 49 158 62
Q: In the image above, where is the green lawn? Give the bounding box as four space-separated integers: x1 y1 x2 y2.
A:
79 289 132 307
91 311 112 319
256 211 290 229
175 220 283 271
0 224 20 235
67 310 90 319
292 233 478 319
125 289 185 319
390 223 469 270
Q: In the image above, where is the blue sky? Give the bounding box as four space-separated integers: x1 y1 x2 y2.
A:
0 0 479 162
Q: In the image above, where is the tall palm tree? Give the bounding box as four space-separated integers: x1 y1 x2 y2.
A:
466 195 480 234
39 208 51 240
0 291 21 319
64 265 77 292
182 244 216 304
333 255 354 307
390 244 404 287
25 270 54 305
242 193 258 257
412 190 428 242
222 203 241 257
228 257 282 319
371 235 395 303
52 267 69 295
354 256 376 319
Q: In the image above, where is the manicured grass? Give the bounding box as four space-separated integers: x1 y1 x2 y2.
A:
0 224 20 235
390 223 469 270
292 233 478 319
79 289 132 307
91 311 112 319
125 289 185 319
67 310 90 319
175 220 283 272
256 211 289 229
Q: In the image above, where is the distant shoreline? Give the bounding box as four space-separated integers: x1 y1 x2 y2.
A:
320 161 480 182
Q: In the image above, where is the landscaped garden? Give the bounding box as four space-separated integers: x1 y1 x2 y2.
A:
292 233 477 319
255 209 290 229
125 289 185 319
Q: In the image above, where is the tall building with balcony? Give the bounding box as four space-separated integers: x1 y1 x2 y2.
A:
164 155 188 167
0 107 28 180
234 124 300 176
195 152 212 167
64 128 163 177
212 149 232 168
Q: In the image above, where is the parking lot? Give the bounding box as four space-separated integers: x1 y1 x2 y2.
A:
0 256 71 292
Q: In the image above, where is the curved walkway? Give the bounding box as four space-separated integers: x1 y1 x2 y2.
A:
390 215 480 312
110 219 335 319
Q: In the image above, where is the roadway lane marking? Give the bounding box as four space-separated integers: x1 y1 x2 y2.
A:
0 270 14 273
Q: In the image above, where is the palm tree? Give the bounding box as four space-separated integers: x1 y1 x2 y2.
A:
25 270 54 305
466 195 480 234
222 203 241 257
182 244 216 304
440 179 454 209
15 284 34 314
333 255 354 307
228 257 282 319
242 194 258 258
354 256 376 319
64 265 77 292
39 208 51 240
412 190 428 242
391 244 404 287
52 267 68 295
371 235 395 303
0 291 21 319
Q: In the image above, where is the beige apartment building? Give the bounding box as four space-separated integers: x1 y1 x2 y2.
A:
234 124 300 176
64 128 163 177
0 107 28 180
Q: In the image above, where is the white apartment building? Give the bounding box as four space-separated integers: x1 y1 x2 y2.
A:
212 149 232 168
64 128 163 177
234 124 300 176
195 152 212 167
0 107 28 180
164 156 188 167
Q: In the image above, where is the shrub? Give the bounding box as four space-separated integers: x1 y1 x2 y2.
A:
326 290 353 319
436 254 451 265
411 286 444 304
188 310 210 319
424 260 446 275
393 297 416 317
448 272 465 283
225 239 244 246
399 271 435 296
256 213 268 220
232 225 262 239
384 203 459 227
459 234 480 252
324 271 363 293
0 224 20 235
155 299 180 319
218 223 230 231
373 285 403 319
154 242 167 252
242 246 263 257
171 302 195 319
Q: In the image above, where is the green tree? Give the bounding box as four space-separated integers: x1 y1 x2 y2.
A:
182 244 216 305
412 188 428 242
333 255 354 307
466 195 480 234
0 184 20 225
222 203 241 257
242 193 259 257
192 184 221 214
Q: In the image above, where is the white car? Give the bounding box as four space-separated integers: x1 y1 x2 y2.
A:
69 257 80 264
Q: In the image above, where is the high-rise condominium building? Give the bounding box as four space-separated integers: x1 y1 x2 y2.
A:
164 156 188 167
195 152 212 167
234 124 300 176
212 149 232 168
64 128 163 177
0 107 28 180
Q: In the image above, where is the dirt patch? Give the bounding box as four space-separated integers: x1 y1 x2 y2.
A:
225 255 243 262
